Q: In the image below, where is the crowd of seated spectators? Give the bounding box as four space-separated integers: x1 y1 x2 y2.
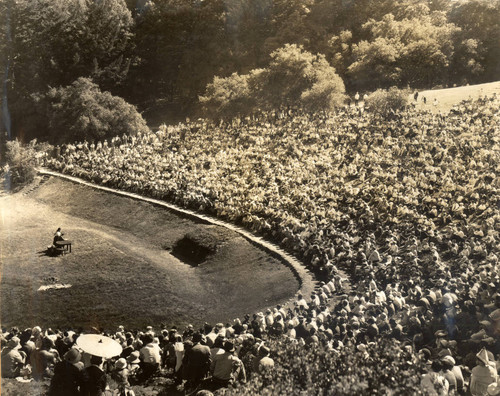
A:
26 95 500 393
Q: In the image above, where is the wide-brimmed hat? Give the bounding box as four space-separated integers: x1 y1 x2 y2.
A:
441 355 455 366
115 358 127 370
490 309 500 322
127 351 140 364
7 337 21 350
488 381 500 396
64 348 81 364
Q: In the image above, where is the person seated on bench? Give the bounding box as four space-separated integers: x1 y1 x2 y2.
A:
53 227 65 246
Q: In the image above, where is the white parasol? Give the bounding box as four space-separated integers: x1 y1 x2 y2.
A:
76 334 123 358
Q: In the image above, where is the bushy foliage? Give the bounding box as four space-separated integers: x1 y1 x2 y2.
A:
45 78 149 143
200 45 345 119
347 9 460 89
3 0 500 142
366 87 410 115
7 0 133 92
2 0 134 142
449 0 500 83
2 140 51 190
262 44 346 110
199 72 255 119
222 339 422 395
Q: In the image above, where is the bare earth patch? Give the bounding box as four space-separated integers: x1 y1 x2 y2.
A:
0 177 299 331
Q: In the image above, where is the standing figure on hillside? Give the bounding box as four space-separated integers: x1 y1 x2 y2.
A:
354 92 360 106
414 91 419 102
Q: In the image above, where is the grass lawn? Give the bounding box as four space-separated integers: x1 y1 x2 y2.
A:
0 177 299 332
412 81 500 112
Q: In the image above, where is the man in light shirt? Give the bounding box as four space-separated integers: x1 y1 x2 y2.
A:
139 334 161 381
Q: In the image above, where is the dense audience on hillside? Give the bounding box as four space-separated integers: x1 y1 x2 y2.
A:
10 95 498 393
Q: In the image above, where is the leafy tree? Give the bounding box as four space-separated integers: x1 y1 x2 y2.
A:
262 44 345 110
262 0 314 55
3 0 134 141
347 10 460 90
449 0 500 83
199 72 254 119
9 0 133 92
44 78 149 144
225 0 273 73
200 44 345 118
126 0 231 116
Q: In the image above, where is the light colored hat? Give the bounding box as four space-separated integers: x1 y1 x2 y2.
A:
127 351 140 364
490 309 500 322
441 355 455 365
477 348 490 365
7 337 21 350
115 358 127 370
32 326 42 337
488 381 500 396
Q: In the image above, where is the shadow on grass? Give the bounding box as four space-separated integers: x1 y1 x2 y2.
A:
37 248 63 257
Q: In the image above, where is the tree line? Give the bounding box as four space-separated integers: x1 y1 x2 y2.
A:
0 0 499 144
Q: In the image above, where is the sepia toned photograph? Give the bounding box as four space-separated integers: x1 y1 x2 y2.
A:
1 0 499 395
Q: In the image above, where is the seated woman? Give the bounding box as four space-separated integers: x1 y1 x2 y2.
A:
53 228 65 246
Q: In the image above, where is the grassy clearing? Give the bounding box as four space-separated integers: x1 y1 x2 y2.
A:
411 80 500 112
0 177 299 331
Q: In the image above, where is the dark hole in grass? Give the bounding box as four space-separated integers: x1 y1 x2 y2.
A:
171 236 214 267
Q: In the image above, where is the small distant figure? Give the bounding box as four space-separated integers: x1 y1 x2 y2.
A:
53 228 65 246
423 96 427 105
414 91 419 102
433 98 438 107
354 92 360 106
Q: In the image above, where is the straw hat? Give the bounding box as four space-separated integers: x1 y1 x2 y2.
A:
115 358 127 370
488 381 500 396
127 351 140 364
